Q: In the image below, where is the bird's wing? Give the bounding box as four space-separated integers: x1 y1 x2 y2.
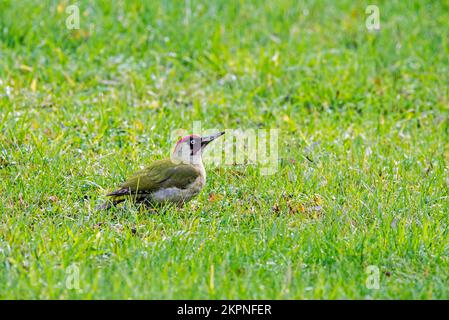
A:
107 159 200 197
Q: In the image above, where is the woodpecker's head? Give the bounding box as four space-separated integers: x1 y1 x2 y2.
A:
172 132 225 164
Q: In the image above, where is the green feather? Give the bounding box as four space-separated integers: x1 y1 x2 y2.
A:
108 159 200 199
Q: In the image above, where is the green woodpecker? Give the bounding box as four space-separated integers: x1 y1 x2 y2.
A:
99 131 225 209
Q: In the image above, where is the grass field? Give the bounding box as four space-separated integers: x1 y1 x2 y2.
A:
1 0 449 299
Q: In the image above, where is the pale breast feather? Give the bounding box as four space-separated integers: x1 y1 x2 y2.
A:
150 175 205 203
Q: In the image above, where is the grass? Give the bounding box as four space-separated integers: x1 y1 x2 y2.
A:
0 0 449 299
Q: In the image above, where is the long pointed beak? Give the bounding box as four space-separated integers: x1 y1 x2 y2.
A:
201 131 225 147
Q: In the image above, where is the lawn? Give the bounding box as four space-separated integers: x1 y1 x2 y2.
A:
0 0 448 299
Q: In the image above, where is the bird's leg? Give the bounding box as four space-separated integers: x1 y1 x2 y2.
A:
139 199 159 214
176 201 186 209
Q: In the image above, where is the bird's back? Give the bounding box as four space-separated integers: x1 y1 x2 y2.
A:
106 159 204 205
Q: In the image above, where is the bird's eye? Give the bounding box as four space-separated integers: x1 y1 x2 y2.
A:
191 140 195 144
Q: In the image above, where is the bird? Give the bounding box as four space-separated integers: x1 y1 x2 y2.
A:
98 131 225 210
